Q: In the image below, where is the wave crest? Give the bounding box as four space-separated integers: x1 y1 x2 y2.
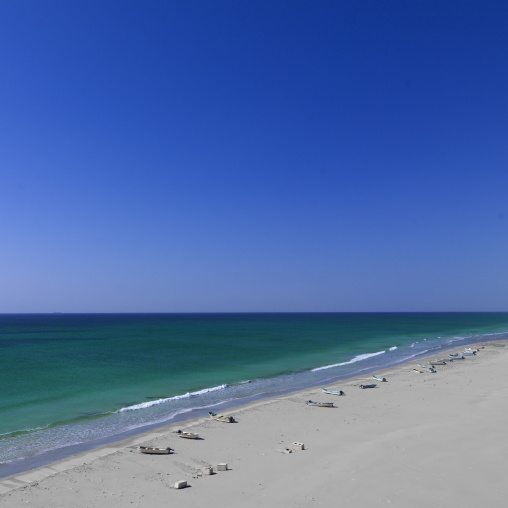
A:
311 350 386 372
118 384 229 412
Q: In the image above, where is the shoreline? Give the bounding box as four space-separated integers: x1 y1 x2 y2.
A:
2 340 506 506
0 334 496 480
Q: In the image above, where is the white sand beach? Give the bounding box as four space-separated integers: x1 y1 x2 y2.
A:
1 342 507 508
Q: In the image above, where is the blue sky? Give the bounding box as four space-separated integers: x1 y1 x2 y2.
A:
1 1 507 312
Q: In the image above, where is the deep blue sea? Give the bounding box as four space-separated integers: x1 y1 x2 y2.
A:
1 312 508 478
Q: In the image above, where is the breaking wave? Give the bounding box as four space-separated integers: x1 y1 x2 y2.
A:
118 384 229 412
311 350 386 372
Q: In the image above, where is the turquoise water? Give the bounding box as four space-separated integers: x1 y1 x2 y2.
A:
1 312 508 477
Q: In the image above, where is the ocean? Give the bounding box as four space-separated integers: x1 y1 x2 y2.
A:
1 312 508 478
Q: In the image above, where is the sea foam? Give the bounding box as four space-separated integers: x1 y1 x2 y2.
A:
118 384 229 412
311 350 386 372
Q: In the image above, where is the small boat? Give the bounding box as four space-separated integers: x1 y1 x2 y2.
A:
138 446 172 454
412 369 423 373
177 430 199 439
461 351 476 356
306 400 334 407
448 355 465 360
372 375 386 382
428 367 436 373
464 348 478 352
322 388 344 396
449 353 459 357
491 343 505 347
209 411 234 423
359 384 377 389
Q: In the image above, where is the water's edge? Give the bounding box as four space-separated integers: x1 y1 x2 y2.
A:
0 333 499 480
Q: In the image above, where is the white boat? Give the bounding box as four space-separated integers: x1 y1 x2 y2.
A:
177 431 199 439
372 375 386 382
209 411 234 423
322 388 344 396
138 446 172 454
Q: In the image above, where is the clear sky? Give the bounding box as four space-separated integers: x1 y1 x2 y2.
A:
1 0 507 313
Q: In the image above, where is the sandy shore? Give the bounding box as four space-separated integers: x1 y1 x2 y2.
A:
2 341 507 507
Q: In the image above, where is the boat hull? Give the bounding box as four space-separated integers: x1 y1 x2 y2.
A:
178 432 199 439
209 412 234 422
306 400 334 407
138 446 172 454
322 388 344 395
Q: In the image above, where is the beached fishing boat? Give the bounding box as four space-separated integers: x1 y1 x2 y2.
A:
359 384 377 389
177 430 199 439
322 388 344 396
138 446 172 454
461 351 476 356
428 367 436 373
209 411 234 423
448 355 465 360
306 400 334 407
372 375 386 382
412 369 423 373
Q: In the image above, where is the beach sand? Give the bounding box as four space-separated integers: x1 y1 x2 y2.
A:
1 342 507 507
